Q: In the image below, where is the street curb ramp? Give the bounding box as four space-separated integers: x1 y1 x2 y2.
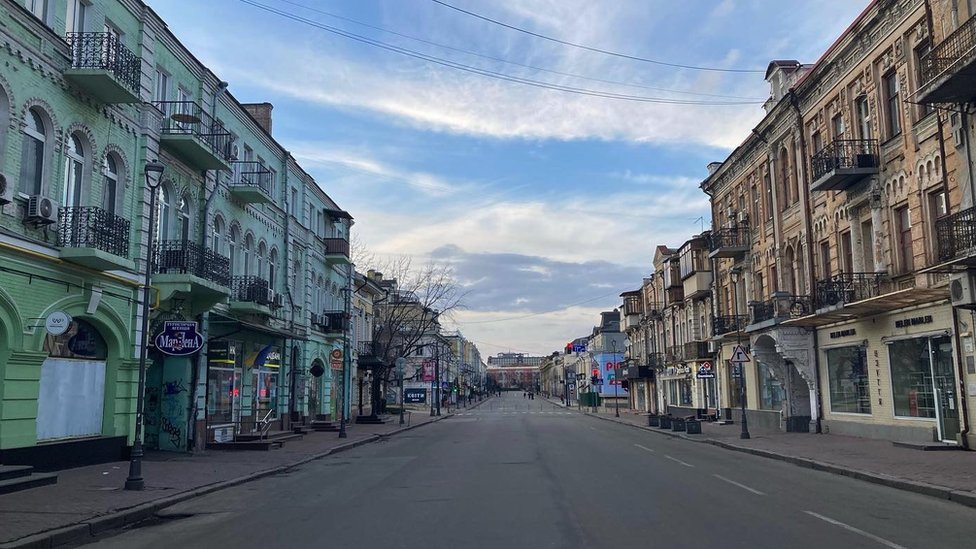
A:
578 409 976 510
0 408 464 549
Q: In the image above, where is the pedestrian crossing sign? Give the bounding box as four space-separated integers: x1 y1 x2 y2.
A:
731 345 751 363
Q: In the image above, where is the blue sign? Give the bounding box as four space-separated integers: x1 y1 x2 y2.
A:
572 343 587 353
593 353 622 396
404 388 427 403
154 321 203 356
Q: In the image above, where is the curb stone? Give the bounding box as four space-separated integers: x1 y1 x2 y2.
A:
575 409 976 510
0 414 454 549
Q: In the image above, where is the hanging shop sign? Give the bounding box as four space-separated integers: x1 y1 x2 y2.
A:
696 361 716 379
154 321 203 356
405 388 427 403
44 311 72 336
330 348 343 369
208 341 236 364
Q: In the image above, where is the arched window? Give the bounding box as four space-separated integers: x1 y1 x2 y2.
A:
243 234 254 276
784 247 797 294
102 154 119 214
63 133 86 208
0 88 9 166
269 248 278 289
20 108 48 195
177 194 191 241
228 225 239 275
778 147 791 209
291 259 300 294
156 186 170 243
257 241 267 281
212 216 223 254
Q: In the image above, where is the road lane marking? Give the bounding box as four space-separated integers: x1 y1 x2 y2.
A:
588 426 598 431
633 444 655 453
712 474 764 495
664 455 694 467
803 511 907 549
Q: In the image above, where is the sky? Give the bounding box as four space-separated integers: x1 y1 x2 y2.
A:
149 0 870 358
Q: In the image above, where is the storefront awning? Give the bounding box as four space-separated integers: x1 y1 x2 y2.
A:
209 314 310 342
781 287 947 328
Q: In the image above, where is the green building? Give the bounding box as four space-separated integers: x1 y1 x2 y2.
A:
0 0 353 469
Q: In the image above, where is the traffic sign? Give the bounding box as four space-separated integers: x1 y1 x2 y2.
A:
730 345 751 363
696 361 715 379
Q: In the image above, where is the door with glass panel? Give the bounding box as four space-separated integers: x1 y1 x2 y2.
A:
931 336 959 442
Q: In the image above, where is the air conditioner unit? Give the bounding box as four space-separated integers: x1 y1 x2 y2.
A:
310 312 322 326
25 195 57 226
271 291 284 309
0 173 13 205
707 340 718 353
738 210 749 224
230 142 240 160
950 272 976 309
951 112 965 150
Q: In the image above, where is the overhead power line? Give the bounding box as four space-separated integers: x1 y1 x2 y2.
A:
272 0 763 101
237 0 763 105
458 290 624 325
430 0 765 74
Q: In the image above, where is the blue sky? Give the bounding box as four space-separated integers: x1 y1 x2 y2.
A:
150 0 870 357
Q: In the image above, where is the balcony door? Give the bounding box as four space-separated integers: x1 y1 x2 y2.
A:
63 134 85 208
856 96 872 141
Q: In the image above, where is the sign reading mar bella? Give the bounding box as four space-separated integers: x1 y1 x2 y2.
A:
154 321 203 356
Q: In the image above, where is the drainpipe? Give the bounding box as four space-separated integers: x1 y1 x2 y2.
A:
953 309 972 448
790 90 824 433
702 184 723 417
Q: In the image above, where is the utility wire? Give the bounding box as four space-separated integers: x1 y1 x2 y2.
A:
457 290 624 324
430 0 765 73
237 0 762 105
272 0 763 101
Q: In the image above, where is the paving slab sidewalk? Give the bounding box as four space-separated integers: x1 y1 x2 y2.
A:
0 398 490 548
560 401 976 509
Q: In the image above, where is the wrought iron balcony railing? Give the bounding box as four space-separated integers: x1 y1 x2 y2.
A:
750 295 814 323
815 272 883 309
154 100 233 162
57 206 130 258
920 14 976 91
712 315 748 336
231 276 271 304
231 161 274 194
154 239 231 287
683 341 711 360
810 139 879 183
646 352 666 369
708 225 750 252
750 299 776 324
936 205 976 262
322 237 350 257
315 311 347 333
65 32 141 95
356 340 377 357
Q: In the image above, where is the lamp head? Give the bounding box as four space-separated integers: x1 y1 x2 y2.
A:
144 160 165 189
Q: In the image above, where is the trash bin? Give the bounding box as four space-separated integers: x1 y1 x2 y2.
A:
648 414 660 427
685 419 702 434
671 417 686 432
659 415 672 429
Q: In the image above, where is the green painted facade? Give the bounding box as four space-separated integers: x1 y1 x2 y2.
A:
0 0 353 466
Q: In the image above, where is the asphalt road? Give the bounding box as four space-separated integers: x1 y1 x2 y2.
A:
86 393 976 549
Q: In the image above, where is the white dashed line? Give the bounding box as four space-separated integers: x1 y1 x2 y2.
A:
712 474 764 495
633 443 655 453
664 455 694 468
803 511 907 549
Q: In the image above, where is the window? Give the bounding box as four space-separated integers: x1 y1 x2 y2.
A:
915 41 932 119
831 113 845 140
66 0 87 34
928 190 947 260
812 130 823 155
102 154 119 214
177 195 191 241
770 266 778 292
62 134 85 208
861 218 874 273
764 171 773 220
755 272 764 300
243 234 254 276
883 72 901 138
156 187 170 243
778 148 791 208
820 240 831 278
26 0 47 21
856 96 872 140
889 338 937 418
0 88 8 157
750 183 759 224
841 231 853 273
758 361 785 410
228 226 238 274
269 248 278 289
154 67 169 102
896 206 913 273
20 108 47 195
415 345 424 357
826 346 870 414
212 217 223 254
258 241 267 280
290 187 298 217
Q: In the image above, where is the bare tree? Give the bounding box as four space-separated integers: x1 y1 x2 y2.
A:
359 257 466 418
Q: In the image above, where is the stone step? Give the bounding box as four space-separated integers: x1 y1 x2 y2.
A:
0 465 34 482
0 472 58 495
892 440 963 451
209 440 283 451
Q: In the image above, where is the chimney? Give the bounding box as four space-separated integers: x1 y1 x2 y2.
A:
242 102 273 134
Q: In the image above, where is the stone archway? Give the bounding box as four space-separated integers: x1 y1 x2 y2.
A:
308 358 325 419
753 330 815 432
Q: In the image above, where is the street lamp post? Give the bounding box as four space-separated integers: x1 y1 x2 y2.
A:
125 159 165 491
611 339 620 417
396 357 406 425
730 266 750 440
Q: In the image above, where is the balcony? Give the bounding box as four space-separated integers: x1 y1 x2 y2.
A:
229 161 274 204
810 139 879 192
56 206 134 271
683 341 711 360
154 239 231 308
155 101 233 171
918 15 976 104
64 32 141 104
646 352 666 369
229 276 273 316
322 237 351 264
747 293 814 331
936 206 976 265
682 271 713 299
712 315 748 337
815 272 884 310
708 226 750 259
313 311 347 334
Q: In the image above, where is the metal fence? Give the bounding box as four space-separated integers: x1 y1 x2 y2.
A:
57 206 130 258
154 100 233 162
920 14 976 87
712 315 748 336
708 225 750 251
65 32 141 94
155 239 231 287
936 205 976 262
815 272 883 309
231 276 270 304
810 139 879 182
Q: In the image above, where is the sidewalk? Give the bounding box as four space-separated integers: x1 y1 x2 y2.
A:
0 399 488 548
562 401 976 508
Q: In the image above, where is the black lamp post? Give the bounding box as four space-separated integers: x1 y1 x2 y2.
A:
730 266 750 440
396 357 406 425
612 339 620 417
125 159 165 491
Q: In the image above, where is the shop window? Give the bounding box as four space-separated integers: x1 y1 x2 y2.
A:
826 345 870 414
206 341 240 428
889 338 936 418
758 362 785 410
678 378 692 406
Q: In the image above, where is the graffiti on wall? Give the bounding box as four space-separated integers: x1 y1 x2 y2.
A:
159 378 188 451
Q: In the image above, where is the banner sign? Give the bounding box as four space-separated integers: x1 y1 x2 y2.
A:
404 388 427 403
696 361 716 379
593 353 623 396
155 321 203 356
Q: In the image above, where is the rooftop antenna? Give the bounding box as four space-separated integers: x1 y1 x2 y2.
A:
693 216 705 233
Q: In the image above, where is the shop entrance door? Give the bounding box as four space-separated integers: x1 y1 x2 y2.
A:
930 336 960 442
